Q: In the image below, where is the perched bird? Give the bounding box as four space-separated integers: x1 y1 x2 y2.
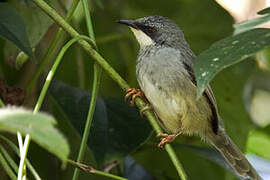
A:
118 16 261 180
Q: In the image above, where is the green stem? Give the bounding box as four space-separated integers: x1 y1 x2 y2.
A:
72 64 102 180
26 0 80 94
68 160 127 180
72 0 102 179
0 144 19 173
30 0 187 179
0 151 16 180
33 35 93 113
17 35 93 180
17 134 30 180
31 0 129 90
92 168 127 180
81 0 96 47
0 135 41 180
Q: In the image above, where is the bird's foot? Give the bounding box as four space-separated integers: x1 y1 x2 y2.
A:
125 88 146 106
156 133 177 149
140 104 152 117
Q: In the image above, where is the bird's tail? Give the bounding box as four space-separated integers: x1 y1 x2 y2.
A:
207 130 261 180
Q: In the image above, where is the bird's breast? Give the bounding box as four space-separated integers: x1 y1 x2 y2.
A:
138 74 184 133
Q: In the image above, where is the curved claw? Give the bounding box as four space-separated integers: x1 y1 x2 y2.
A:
125 88 137 101
156 133 177 149
125 88 145 106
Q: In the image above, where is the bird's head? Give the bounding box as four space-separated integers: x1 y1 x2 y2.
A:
118 15 186 48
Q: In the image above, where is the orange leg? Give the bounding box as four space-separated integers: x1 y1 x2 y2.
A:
156 131 182 149
125 88 146 106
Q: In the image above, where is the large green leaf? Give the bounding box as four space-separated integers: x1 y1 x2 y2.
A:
9 0 54 48
0 3 32 56
49 81 152 165
48 96 99 180
0 107 69 162
234 7 270 34
194 28 270 97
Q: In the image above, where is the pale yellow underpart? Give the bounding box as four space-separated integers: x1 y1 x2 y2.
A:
130 27 154 46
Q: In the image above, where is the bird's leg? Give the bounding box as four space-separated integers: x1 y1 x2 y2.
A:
156 131 182 149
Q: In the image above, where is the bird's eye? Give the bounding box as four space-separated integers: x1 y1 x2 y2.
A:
146 27 156 33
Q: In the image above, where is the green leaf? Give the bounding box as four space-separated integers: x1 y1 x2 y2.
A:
49 81 152 165
9 0 54 48
257 7 270 15
194 28 270 97
234 7 270 34
0 3 32 57
48 96 99 180
0 107 69 162
234 16 270 35
247 130 270 160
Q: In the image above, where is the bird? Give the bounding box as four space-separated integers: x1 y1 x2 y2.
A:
118 16 261 180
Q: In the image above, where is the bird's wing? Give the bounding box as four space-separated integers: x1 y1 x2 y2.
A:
182 54 219 134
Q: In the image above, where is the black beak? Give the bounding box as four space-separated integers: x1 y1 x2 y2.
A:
117 19 138 29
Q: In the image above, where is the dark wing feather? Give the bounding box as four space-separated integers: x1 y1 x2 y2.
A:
182 61 219 134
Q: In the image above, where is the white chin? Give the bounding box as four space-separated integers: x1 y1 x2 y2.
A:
130 27 154 46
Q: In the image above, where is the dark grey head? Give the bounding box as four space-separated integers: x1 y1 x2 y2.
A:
118 15 188 48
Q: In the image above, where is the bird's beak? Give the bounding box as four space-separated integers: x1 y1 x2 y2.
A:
117 19 138 29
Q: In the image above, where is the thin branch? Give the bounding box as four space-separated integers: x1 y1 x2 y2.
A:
68 160 127 180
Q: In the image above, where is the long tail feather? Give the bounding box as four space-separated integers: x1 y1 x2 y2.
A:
207 130 261 180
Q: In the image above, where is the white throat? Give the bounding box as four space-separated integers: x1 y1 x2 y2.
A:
130 27 154 46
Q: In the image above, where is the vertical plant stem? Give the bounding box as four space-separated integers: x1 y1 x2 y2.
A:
72 0 102 179
0 135 41 180
26 0 80 94
0 152 17 180
0 144 19 173
72 64 101 180
17 135 30 180
17 36 92 180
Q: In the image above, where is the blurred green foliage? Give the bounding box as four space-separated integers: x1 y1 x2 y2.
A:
0 0 270 179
